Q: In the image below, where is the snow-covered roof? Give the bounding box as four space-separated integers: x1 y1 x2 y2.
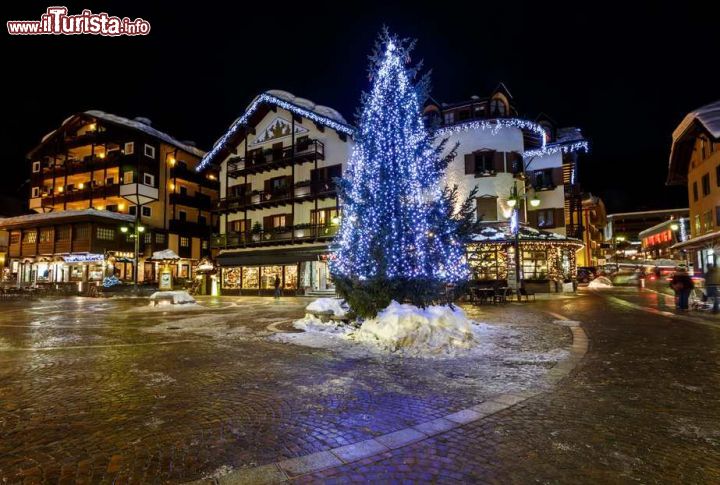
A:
150 249 181 260
672 100 720 142
197 90 353 171
668 100 720 185
470 222 581 244
0 209 134 228
84 111 206 158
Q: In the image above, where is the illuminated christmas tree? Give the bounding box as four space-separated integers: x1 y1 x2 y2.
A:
331 31 469 317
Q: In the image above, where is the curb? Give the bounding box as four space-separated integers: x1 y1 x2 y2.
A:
190 315 589 484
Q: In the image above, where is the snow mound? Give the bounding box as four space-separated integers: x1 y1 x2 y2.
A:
149 290 196 305
351 301 476 356
306 298 348 316
151 249 180 260
588 276 613 288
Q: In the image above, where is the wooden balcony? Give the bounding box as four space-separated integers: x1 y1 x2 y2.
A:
170 192 213 210
227 140 325 177
41 183 120 207
40 151 123 178
210 223 339 249
215 179 337 214
170 165 220 190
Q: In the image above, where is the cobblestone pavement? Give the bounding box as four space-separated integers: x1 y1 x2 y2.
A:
0 296 569 484
303 289 720 483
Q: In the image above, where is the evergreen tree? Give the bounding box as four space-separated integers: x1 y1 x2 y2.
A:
331 31 469 317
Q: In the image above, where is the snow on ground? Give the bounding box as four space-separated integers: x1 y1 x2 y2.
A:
306 298 348 316
273 300 524 359
589 276 614 288
350 302 475 356
149 290 197 305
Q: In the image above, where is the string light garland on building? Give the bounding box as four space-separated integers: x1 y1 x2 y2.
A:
523 140 589 158
196 93 354 171
331 34 467 282
435 118 548 148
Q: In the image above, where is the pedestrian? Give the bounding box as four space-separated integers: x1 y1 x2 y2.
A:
670 267 694 311
704 262 720 313
273 275 281 300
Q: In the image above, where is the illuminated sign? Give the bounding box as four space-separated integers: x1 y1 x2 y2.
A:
63 253 104 263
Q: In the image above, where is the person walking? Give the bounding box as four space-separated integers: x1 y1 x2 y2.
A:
273 275 282 300
670 267 694 311
704 263 720 313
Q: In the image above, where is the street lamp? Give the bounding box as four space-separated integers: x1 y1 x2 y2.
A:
120 223 145 289
507 181 541 290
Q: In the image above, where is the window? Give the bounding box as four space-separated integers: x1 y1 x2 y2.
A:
222 267 242 289
261 265 283 289
128 205 136 215
106 204 118 212
141 206 152 217
180 236 190 247
443 112 455 124
476 197 498 221
39 228 53 243
73 224 90 240
22 231 37 244
202 240 208 250
704 210 713 232
467 247 506 281
272 214 287 228
312 208 340 226
144 144 156 159
124 171 134 184
178 210 187 222
522 250 548 280
490 98 507 117
693 182 699 202
144 233 152 244
124 142 135 155
473 151 495 174
702 173 711 196
198 215 207 226
242 267 259 289
56 226 70 241
96 227 115 240
533 169 555 189
143 173 155 187
179 185 188 196
32 161 41 173
537 209 555 228
10 232 20 244
695 214 701 234
106 176 115 185
31 187 40 198
230 219 248 233
155 233 166 244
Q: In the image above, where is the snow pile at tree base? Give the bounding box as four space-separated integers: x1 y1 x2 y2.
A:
306 298 348 316
588 276 613 288
149 290 197 306
350 301 476 356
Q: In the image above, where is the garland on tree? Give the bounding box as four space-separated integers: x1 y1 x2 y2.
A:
331 31 473 317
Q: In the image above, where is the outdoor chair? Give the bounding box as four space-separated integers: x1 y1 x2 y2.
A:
518 287 536 301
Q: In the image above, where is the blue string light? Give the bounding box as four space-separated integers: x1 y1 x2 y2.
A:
330 35 468 282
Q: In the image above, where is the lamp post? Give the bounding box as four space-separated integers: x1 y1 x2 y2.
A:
120 222 145 290
507 181 541 290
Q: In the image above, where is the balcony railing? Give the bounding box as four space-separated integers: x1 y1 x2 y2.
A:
211 223 339 249
40 151 123 177
170 165 220 189
40 183 120 207
168 219 214 237
227 139 325 177
170 192 213 210
216 179 337 213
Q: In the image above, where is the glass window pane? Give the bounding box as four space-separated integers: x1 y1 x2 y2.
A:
261 265 283 289
284 265 297 289
241 267 259 289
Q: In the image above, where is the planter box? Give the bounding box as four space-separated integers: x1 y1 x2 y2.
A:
522 280 554 293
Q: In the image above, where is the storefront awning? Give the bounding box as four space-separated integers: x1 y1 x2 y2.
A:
670 230 720 250
217 247 328 266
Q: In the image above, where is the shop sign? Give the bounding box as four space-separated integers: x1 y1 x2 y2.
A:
64 253 104 263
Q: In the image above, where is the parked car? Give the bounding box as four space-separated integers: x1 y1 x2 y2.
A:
577 266 597 284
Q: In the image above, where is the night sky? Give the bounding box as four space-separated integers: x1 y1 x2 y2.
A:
2 0 716 213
